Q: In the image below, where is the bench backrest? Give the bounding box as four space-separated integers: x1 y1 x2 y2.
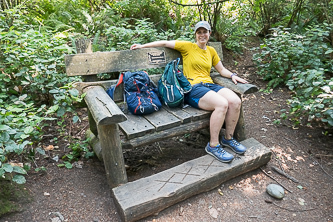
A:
65 42 223 79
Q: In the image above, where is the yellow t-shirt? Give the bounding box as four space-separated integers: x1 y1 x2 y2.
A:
174 41 221 85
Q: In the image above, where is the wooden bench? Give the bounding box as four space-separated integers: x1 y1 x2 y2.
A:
65 40 271 222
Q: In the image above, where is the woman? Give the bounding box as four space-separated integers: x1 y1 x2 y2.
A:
130 21 248 163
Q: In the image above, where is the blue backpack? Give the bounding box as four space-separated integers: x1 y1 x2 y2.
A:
107 71 162 115
158 58 192 108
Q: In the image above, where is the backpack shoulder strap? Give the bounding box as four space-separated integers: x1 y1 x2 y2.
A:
115 72 124 87
106 73 124 100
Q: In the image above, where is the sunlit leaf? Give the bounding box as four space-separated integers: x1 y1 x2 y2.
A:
12 174 26 184
3 163 13 173
72 115 80 123
13 166 27 174
0 125 10 131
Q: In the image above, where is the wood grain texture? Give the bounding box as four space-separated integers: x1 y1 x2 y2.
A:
84 86 127 125
113 138 272 222
98 124 128 188
65 42 222 76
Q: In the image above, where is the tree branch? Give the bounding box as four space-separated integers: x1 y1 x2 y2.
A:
260 167 293 193
169 0 228 7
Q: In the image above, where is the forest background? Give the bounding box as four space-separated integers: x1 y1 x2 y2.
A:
0 0 332 214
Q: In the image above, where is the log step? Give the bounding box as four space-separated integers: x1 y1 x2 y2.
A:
112 138 271 222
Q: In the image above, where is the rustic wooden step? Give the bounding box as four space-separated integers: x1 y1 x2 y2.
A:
112 138 271 222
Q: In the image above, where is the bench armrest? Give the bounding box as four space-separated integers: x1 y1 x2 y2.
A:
84 86 127 125
211 72 259 94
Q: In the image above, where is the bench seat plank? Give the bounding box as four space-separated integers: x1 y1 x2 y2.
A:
143 108 182 132
113 138 272 222
163 106 193 124
119 114 155 140
182 106 211 121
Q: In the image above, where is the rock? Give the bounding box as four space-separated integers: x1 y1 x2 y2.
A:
209 207 218 219
266 184 285 199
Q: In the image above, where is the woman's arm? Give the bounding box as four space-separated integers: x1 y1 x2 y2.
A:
130 40 176 50
214 61 248 85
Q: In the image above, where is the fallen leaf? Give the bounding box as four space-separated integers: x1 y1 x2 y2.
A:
44 145 54 151
218 189 223 196
179 206 184 216
297 185 303 190
209 207 218 219
298 198 305 205
296 156 305 161
10 162 23 167
51 217 61 222
229 185 234 190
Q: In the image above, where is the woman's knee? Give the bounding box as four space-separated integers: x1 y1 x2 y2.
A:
214 99 229 114
228 96 241 112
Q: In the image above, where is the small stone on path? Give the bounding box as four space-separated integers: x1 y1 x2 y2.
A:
266 184 285 199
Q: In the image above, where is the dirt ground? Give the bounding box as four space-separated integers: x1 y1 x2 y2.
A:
1 40 333 222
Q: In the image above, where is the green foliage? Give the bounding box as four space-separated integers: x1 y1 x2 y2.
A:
0 8 84 183
93 18 192 52
249 0 292 35
215 1 259 53
24 0 121 35
253 24 333 127
253 24 332 88
104 19 173 51
0 105 43 184
286 69 333 126
248 0 333 36
48 83 86 122
58 139 94 169
110 0 173 30
0 11 75 102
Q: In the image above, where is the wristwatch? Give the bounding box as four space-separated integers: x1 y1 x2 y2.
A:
230 73 238 78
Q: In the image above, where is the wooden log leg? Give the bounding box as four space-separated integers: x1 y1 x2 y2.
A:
86 129 103 161
88 110 98 136
234 104 246 141
98 124 128 188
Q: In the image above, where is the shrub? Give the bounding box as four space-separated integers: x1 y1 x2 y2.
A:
253 24 333 127
253 24 332 88
0 8 84 183
286 69 333 126
93 18 192 52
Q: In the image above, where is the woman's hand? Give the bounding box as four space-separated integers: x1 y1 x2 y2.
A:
232 75 248 85
130 44 142 50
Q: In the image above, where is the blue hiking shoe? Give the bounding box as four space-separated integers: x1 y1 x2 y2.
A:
221 136 247 154
205 143 234 163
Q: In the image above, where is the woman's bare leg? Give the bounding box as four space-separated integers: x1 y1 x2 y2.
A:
198 91 228 146
216 88 241 139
